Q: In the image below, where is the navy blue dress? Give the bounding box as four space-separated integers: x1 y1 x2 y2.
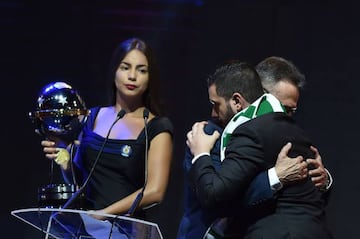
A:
73 107 173 218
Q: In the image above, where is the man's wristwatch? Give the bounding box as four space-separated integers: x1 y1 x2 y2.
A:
272 180 283 191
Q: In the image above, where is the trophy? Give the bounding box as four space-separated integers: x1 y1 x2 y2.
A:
29 81 90 208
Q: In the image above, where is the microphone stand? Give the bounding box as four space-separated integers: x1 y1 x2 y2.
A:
61 109 127 210
107 108 149 239
126 108 149 216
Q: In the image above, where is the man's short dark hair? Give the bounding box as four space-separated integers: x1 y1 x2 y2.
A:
207 61 264 103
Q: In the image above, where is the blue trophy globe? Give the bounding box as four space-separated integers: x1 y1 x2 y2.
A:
29 81 90 208
29 81 90 144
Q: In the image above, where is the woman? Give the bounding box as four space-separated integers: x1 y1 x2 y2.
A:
41 37 174 220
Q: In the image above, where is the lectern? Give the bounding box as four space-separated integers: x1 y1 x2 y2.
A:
11 208 163 239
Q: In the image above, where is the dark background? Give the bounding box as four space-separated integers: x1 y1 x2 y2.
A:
1 0 359 238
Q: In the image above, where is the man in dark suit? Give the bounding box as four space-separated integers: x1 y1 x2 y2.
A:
186 62 333 238
177 120 306 239
255 56 332 193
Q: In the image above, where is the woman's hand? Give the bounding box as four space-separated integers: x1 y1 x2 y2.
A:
41 140 70 169
88 210 108 221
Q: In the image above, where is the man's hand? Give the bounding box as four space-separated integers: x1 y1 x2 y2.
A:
186 121 220 156
306 146 328 188
275 142 308 185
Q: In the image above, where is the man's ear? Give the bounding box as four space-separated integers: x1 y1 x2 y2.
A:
232 93 246 111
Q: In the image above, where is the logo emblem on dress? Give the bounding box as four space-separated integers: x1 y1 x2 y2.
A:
120 145 132 157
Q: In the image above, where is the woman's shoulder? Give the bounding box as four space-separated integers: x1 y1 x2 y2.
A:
147 115 174 136
92 106 112 114
84 106 107 128
88 106 103 115
149 115 173 127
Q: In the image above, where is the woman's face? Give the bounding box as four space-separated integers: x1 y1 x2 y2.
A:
115 49 149 100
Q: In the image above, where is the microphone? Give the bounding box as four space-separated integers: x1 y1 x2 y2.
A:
127 108 149 216
62 109 127 209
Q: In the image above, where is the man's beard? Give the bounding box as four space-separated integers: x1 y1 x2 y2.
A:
221 103 236 127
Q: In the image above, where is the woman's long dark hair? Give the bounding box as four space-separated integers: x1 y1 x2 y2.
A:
107 38 162 116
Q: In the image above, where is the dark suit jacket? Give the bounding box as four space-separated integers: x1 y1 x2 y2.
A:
189 113 333 239
177 120 274 239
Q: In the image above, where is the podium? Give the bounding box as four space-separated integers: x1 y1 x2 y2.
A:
11 208 163 239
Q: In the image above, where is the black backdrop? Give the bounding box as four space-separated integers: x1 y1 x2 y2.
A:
1 1 359 238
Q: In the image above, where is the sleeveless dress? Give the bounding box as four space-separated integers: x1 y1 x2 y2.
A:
74 106 174 218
